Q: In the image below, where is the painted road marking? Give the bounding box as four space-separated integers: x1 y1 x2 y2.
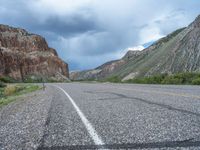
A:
55 86 105 146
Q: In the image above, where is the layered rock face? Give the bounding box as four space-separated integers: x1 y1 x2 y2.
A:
0 24 69 81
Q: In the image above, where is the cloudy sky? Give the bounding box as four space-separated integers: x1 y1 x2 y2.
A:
0 0 200 71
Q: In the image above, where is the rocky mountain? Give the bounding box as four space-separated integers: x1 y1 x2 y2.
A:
70 50 142 80
0 24 69 81
70 14 200 81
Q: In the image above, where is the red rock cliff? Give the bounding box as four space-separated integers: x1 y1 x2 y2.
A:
0 24 69 81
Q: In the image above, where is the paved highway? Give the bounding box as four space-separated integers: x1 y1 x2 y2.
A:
1 83 200 149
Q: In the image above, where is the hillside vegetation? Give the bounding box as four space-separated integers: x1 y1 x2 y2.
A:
0 84 41 107
105 72 200 85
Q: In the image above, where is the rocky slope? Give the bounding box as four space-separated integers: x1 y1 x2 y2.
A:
0 24 69 81
70 15 200 81
70 50 142 80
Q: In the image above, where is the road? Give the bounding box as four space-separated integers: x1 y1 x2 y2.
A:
1 83 200 149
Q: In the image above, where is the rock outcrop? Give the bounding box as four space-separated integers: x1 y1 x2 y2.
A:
70 14 200 81
0 24 69 81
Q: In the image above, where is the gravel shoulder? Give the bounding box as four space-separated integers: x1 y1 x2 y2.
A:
0 86 53 150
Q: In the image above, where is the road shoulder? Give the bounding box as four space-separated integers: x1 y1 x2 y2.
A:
0 86 53 150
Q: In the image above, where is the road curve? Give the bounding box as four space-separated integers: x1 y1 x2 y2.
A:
1 83 200 149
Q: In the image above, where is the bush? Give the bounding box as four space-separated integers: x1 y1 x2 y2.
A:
161 73 200 84
127 74 167 84
0 82 6 88
144 74 166 84
3 84 28 96
0 77 16 83
105 76 121 83
162 77 183 84
124 72 200 85
4 85 17 96
24 76 43 83
0 84 40 107
192 78 200 85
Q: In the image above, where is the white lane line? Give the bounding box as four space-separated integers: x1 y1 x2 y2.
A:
54 85 105 146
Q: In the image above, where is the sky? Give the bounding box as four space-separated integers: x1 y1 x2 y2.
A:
0 0 200 71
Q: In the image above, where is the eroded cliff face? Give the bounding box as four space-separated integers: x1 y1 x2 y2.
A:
0 24 69 81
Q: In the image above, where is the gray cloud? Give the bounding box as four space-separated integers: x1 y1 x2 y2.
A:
30 15 100 38
0 0 200 70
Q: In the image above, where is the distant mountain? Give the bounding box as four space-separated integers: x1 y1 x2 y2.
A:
70 15 200 81
0 24 69 81
70 50 142 80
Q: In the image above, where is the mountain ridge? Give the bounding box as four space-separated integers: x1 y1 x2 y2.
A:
70 15 200 81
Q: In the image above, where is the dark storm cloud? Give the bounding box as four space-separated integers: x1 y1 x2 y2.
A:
44 16 98 36
27 12 101 38
0 0 200 70
0 1 99 37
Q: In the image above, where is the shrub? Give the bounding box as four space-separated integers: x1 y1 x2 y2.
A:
4 85 17 96
192 78 200 85
105 76 121 83
3 84 27 96
161 72 200 84
124 72 200 85
0 77 16 83
0 87 4 98
162 77 183 84
173 72 199 84
0 82 6 88
145 74 166 84
24 76 43 83
161 76 183 84
126 74 167 84
0 84 40 107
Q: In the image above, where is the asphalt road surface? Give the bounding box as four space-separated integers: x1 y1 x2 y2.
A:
1 83 200 150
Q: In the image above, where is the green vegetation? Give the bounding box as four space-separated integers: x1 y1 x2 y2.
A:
24 76 43 83
0 84 41 107
104 76 121 83
0 76 17 83
0 87 4 98
192 78 200 85
124 72 200 85
0 81 6 88
126 74 167 84
47 78 69 83
74 72 200 85
24 75 70 83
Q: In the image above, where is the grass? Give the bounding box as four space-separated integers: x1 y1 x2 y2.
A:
0 84 41 107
